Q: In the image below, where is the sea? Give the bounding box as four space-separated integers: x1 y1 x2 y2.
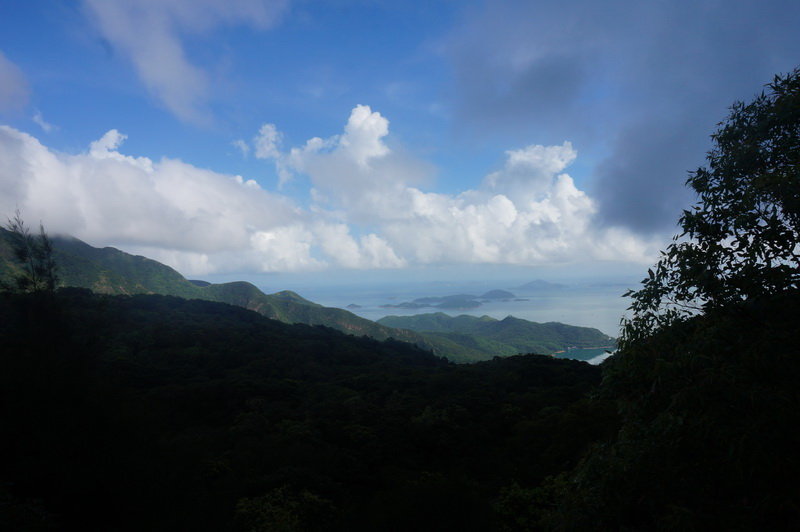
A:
266 277 633 364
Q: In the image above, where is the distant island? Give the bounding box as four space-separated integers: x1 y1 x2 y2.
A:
516 279 567 292
381 289 517 310
381 293 483 310
479 289 515 299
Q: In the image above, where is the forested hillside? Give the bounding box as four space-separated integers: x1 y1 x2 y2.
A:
0 229 417 340
537 290 800 529
378 313 615 357
0 289 613 530
0 229 607 362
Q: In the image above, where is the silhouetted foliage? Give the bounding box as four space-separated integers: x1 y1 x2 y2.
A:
540 292 800 530
537 68 800 531
623 68 800 347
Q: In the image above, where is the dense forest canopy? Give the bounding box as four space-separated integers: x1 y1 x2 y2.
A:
0 290 613 530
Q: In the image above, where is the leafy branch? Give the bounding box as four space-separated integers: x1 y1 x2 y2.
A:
621 68 800 348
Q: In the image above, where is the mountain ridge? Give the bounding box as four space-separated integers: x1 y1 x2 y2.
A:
1 228 611 362
2 229 503 360
0 228 424 344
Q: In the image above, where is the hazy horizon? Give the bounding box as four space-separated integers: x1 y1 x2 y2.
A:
193 262 640 336
202 269 635 337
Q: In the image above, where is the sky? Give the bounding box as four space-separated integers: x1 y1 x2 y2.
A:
1 0 799 292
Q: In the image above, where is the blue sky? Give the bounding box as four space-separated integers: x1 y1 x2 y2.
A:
2 0 799 288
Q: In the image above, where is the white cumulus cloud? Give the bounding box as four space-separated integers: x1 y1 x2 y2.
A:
285 105 432 223
0 123 410 275
253 123 282 160
339 104 390 167
0 125 304 271
283 106 657 266
1 104 657 277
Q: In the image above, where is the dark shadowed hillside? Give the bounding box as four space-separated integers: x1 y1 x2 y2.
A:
0 289 612 530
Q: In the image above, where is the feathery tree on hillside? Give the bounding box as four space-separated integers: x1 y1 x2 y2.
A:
2 210 58 293
622 68 800 347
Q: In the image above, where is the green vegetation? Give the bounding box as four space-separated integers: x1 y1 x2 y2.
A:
1 211 58 293
538 291 800 530
1 230 611 362
532 67 800 529
0 230 434 350
0 289 612 530
378 312 615 358
623 68 800 347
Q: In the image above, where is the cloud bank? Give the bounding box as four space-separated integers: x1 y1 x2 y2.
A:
1 105 657 276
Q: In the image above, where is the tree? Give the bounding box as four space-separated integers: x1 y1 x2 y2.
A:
622 67 800 347
2 210 58 293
